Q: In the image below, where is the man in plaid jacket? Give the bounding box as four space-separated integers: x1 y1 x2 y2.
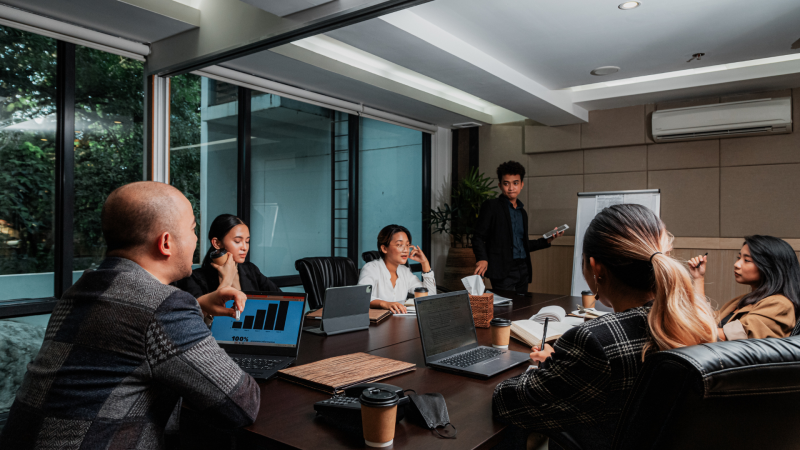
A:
0 182 259 449
493 305 653 450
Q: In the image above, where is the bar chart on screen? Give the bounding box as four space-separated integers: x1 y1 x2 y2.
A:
231 302 290 331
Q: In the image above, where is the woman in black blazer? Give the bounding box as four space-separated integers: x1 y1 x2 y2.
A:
177 214 280 303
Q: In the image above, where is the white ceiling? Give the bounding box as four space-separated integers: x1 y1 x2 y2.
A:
410 0 800 90
7 0 800 128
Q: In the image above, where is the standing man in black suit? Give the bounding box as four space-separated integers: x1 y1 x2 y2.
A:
472 161 563 295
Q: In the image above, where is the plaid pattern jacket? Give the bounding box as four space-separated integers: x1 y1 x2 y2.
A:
493 305 652 450
0 257 260 449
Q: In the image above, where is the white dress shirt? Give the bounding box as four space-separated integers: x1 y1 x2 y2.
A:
357 259 437 304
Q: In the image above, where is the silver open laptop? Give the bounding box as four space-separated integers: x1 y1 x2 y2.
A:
414 291 529 379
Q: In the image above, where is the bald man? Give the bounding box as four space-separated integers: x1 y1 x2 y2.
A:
0 182 260 449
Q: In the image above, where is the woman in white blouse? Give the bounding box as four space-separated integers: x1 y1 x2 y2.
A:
358 224 437 314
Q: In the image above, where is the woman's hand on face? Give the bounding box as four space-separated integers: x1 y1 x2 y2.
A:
409 245 428 263
688 254 707 279
529 344 554 363
382 301 408 314
211 253 237 287
409 245 432 273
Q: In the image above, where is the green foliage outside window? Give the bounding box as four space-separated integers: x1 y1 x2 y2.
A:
0 26 205 274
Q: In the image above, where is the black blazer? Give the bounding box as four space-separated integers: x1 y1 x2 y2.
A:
176 262 281 298
472 195 550 282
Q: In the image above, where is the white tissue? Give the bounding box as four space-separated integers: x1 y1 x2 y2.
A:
461 275 486 295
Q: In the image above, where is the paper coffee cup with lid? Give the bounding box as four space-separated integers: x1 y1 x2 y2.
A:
490 317 512 349
360 387 399 448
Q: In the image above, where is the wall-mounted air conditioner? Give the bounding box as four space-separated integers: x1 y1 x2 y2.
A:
651 98 792 143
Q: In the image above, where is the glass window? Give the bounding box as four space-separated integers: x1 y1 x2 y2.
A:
0 26 57 301
170 76 238 266
0 313 50 415
72 46 144 271
249 92 333 277
358 117 423 267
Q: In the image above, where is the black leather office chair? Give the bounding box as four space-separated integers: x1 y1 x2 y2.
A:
362 251 381 263
294 257 358 310
792 319 800 336
548 336 800 450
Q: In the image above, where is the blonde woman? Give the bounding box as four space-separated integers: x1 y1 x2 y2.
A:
493 204 717 450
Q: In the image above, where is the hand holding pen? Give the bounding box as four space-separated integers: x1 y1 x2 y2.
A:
530 318 554 363
688 252 708 279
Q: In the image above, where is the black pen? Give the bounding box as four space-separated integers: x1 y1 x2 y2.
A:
540 317 549 352
696 252 708 269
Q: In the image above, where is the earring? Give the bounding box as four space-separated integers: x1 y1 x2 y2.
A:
594 275 601 301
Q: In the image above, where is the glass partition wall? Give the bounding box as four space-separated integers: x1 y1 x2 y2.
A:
168 79 430 283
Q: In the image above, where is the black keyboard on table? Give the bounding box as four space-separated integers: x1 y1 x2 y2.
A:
315 395 361 412
438 347 505 368
232 357 282 371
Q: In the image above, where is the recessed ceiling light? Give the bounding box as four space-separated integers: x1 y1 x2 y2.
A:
591 66 620 76
618 1 640 10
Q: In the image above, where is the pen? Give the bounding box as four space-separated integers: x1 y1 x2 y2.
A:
695 252 708 269
540 317 549 352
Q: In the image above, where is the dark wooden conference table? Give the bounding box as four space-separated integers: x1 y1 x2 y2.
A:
233 291 582 449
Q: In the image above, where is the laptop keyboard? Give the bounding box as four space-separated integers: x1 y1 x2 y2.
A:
438 347 505 368
232 357 282 371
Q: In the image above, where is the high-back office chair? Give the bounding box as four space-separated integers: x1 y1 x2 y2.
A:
548 336 800 450
792 318 800 336
294 257 358 310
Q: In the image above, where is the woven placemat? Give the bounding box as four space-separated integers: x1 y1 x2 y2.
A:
278 352 415 393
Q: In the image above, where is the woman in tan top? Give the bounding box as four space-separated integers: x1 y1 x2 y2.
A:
689 235 799 340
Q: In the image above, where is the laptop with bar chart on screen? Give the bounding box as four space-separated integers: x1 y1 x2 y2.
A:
210 291 308 380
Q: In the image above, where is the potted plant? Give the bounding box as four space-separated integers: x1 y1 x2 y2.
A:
428 168 497 290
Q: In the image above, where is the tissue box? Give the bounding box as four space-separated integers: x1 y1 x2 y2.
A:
469 293 494 328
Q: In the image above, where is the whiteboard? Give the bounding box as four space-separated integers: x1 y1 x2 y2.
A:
570 190 661 305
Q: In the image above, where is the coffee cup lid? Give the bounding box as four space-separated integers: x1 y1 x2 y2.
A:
360 388 399 407
490 318 511 327
414 287 428 292
581 290 594 295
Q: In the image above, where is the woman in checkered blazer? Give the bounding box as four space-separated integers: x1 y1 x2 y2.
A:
492 204 718 450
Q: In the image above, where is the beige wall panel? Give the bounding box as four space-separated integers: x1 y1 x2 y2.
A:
720 131 800 167
645 104 655 144
479 125 524 177
528 150 583 177
527 175 583 236
584 171 647 192
720 89 791 103
648 140 720 170
649 168 720 237
581 105 646 149
584 145 647 174
655 97 719 111
528 245 573 295
720 164 800 238
525 124 581 154
720 88 799 166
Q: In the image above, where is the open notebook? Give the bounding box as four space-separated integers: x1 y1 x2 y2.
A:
510 306 584 347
